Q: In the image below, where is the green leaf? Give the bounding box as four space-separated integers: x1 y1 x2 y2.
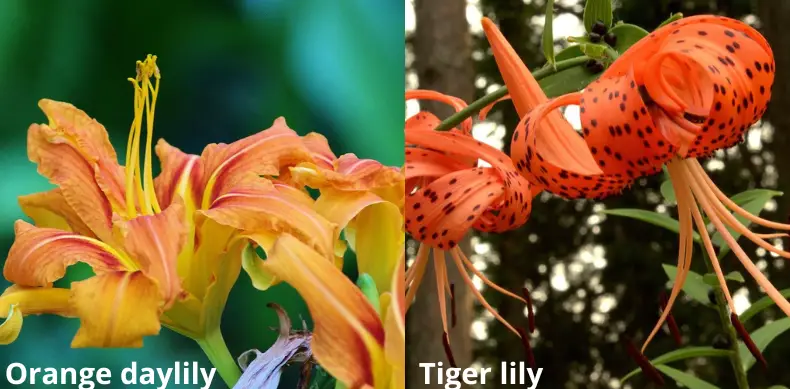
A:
542 0 555 65
583 0 613 33
579 43 607 59
609 23 649 52
662 264 713 307
655 365 721 389
739 288 790 322
768 386 789 389
538 65 599 98
701 271 745 286
555 45 584 62
740 317 790 371
711 189 782 259
602 209 701 241
660 179 676 204
621 347 731 382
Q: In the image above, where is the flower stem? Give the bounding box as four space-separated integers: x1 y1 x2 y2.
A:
433 55 591 132
699 246 750 389
197 329 242 388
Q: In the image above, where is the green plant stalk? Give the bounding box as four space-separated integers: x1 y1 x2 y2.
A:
197 329 242 388
434 55 591 131
698 243 750 389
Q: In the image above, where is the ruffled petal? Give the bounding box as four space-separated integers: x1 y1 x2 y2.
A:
315 190 403 291
4 220 128 287
201 179 337 261
382 254 405 389
290 154 404 193
261 235 386 388
70 271 162 348
198 117 313 209
27 123 115 242
154 139 202 210
115 202 186 307
18 189 95 238
35 99 128 217
301 132 337 170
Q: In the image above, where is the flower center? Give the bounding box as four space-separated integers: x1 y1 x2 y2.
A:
124 55 161 217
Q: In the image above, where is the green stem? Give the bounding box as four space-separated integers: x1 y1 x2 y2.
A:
197 329 242 388
434 55 591 131
698 243 750 389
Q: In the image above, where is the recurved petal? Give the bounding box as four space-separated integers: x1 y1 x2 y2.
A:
302 132 337 169
315 190 403 291
4 220 128 287
115 202 186 307
18 189 95 238
262 235 386 388
27 123 115 242
154 139 203 210
37 99 117 162
0 285 74 344
70 271 162 348
199 117 313 209
0 305 22 345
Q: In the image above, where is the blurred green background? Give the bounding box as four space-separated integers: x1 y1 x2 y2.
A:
0 0 403 387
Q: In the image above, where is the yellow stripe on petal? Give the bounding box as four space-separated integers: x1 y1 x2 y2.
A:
70 271 162 348
5 221 129 287
0 305 22 345
315 190 403 291
262 235 385 388
18 189 95 237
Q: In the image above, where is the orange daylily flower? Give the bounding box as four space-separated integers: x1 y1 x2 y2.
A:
404 89 537 365
0 55 335 356
484 14 789 362
257 234 405 389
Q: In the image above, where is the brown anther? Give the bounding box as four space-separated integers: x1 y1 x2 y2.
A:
517 327 536 369
442 332 457 368
522 287 536 334
659 292 683 346
624 338 665 386
731 313 767 370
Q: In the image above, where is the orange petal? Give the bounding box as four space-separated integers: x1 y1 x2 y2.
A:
302 132 338 169
18 189 95 238
35 100 128 217
70 271 162 348
262 235 385 388
27 123 115 242
383 254 405 389
4 220 128 287
154 139 203 210
481 18 549 118
290 154 404 192
0 285 74 344
201 179 337 260
315 190 403 291
115 202 186 307
198 117 313 209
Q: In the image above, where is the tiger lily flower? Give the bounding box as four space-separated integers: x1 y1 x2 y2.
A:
0 55 338 386
284 133 405 292
404 89 536 365
483 15 790 359
256 234 405 389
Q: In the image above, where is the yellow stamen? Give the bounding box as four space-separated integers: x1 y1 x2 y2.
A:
124 55 162 216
